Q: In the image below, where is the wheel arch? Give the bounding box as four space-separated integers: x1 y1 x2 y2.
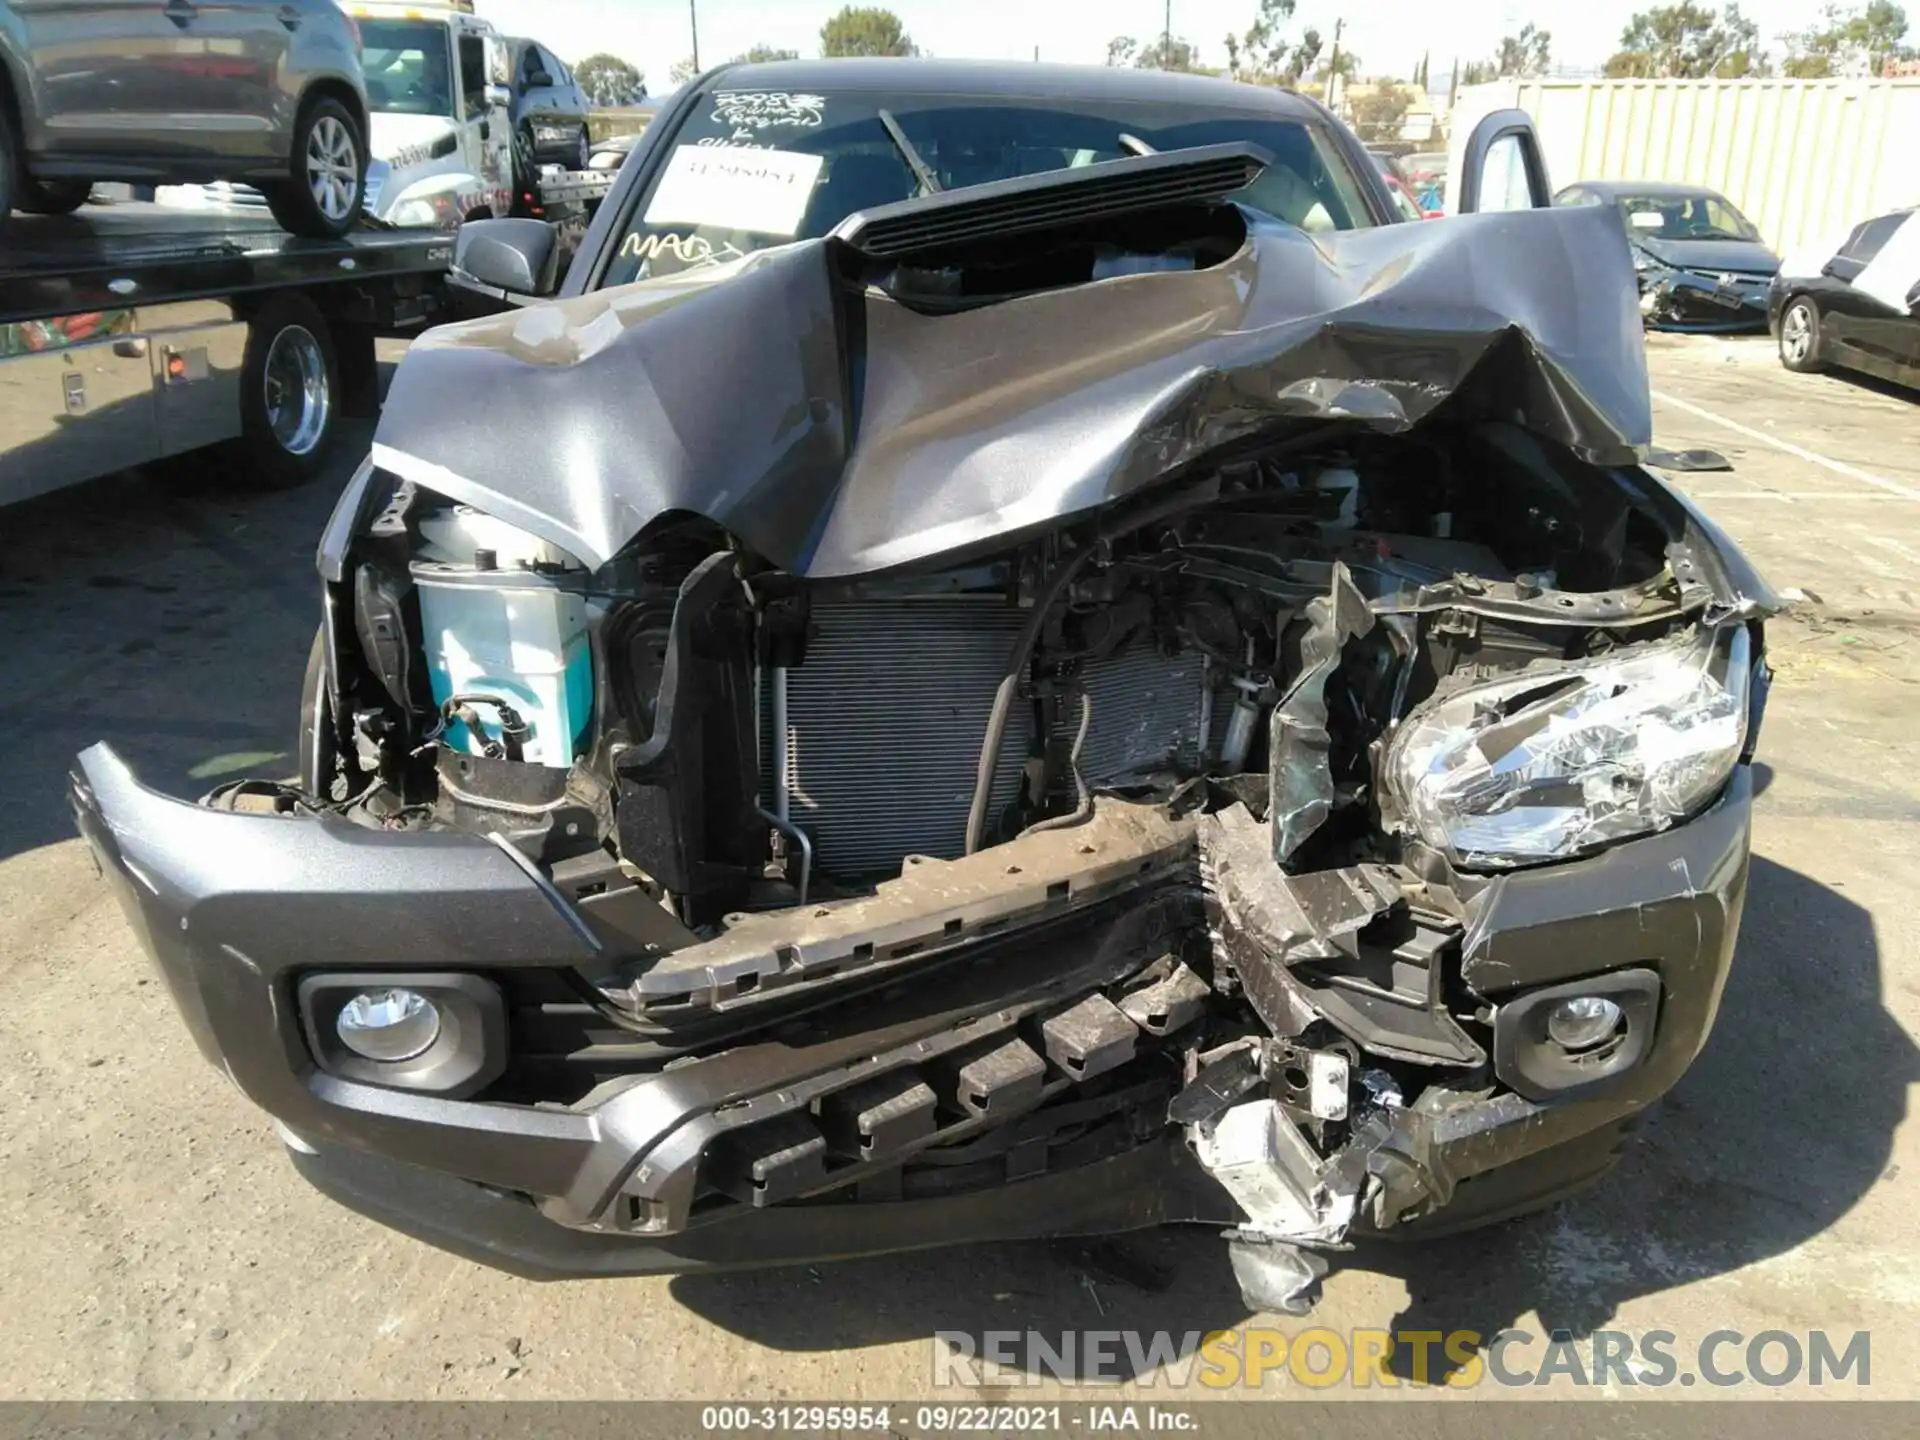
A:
1779 288 1825 328
297 77 370 154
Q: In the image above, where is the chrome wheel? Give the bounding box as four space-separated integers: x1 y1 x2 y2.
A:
1780 302 1814 366
574 127 590 169
305 114 359 222
262 325 330 455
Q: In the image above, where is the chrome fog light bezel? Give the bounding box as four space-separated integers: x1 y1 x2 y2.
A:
298 971 506 1097
336 987 441 1061
1544 994 1626 1053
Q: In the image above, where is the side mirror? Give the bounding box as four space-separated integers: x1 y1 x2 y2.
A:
529 69 553 88
483 84 512 109
453 217 559 298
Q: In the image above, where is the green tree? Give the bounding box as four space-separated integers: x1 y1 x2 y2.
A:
1105 36 1138 67
574 52 645 107
1457 24 1553 87
1222 2 1333 87
1133 34 1203 71
667 55 699 85
733 43 801 63
1783 2 1913 76
1495 23 1553 75
1312 45 1359 86
1349 80 1413 142
820 6 917 58
1605 3 1765 77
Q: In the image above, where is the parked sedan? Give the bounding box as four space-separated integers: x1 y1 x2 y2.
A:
506 37 591 170
1769 205 1920 390
0 0 369 237
1556 180 1779 331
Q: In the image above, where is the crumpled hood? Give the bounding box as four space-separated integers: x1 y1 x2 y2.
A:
1634 235 1780 275
373 204 1650 576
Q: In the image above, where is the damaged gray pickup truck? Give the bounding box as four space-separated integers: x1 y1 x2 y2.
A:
72 61 1775 1315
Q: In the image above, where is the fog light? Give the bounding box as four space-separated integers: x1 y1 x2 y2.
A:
1545 995 1624 1052
336 988 441 1062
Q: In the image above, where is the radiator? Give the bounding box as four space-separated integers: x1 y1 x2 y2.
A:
766 598 1210 877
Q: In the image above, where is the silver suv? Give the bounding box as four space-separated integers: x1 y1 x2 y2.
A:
0 0 369 238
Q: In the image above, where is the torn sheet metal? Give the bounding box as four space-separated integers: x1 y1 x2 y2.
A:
1269 561 1373 865
370 205 1651 577
1200 802 1404 1038
1201 803 1400 965
1201 804 1481 1065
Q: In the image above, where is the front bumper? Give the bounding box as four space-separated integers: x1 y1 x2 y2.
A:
1640 269 1773 333
72 742 1753 1275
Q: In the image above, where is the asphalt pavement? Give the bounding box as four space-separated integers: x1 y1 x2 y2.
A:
1 333 1915 1402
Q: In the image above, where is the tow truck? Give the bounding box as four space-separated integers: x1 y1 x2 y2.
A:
1 0 615 511
0 201 457 504
160 1 608 231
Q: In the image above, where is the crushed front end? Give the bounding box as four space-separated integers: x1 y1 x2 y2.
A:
74 198 1775 1309
1636 256 1774 332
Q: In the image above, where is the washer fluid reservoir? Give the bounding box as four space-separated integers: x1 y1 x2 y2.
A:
410 506 594 767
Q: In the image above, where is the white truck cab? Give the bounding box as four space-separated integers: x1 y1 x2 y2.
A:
350 0 516 227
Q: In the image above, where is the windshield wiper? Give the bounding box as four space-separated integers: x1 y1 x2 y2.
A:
877 108 941 196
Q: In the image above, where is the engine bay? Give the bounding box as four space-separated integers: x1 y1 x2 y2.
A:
263 416 1758 1308
312 419 1701 899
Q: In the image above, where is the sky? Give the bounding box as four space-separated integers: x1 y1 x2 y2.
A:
469 0 1862 86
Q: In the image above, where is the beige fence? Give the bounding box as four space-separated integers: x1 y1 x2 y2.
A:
1451 77 1920 257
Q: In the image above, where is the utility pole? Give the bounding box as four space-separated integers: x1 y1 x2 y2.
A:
689 0 700 71
1323 17 1343 105
1163 0 1172 69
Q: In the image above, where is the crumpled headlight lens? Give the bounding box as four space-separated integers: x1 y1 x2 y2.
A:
1385 626 1750 867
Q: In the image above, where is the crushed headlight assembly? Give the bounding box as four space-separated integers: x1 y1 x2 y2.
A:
1384 626 1750 868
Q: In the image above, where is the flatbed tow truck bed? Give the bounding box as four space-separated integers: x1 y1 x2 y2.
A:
0 177 608 507
0 203 454 327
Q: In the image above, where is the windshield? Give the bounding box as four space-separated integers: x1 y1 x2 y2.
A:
603 88 1377 287
361 21 454 118
1616 192 1760 242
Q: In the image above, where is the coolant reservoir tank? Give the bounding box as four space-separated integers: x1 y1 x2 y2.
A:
411 506 593 767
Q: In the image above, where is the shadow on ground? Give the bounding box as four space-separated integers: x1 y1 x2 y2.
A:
1821 366 1920 407
0 421 373 860
671 852 1915 1384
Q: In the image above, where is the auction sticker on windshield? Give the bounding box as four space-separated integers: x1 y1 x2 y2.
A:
643 145 825 237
